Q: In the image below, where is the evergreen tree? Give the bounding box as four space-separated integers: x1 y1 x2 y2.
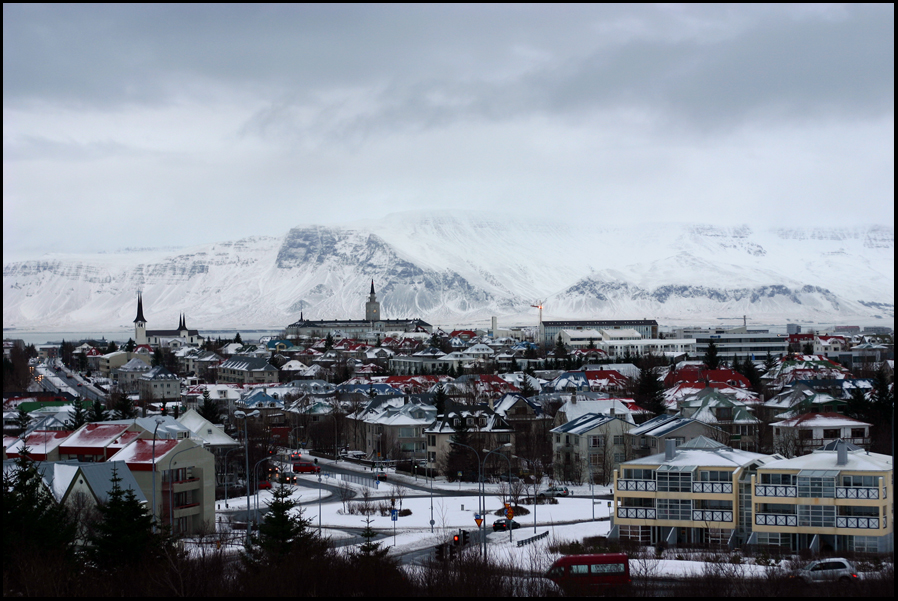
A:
106 340 118 353
324 333 334 351
703 340 721 370
14 405 31 435
445 412 476 481
115 394 138 420
802 342 814 355
734 356 762 393
90 466 162 569
356 513 389 559
152 347 164 367
433 382 448 416
252 482 315 562
234 332 243 344
634 365 666 416
763 350 777 374
2 450 77 594
520 376 536 398
554 334 567 358
87 398 106 422
124 338 136 352
197 389 220 423
65 398 88 430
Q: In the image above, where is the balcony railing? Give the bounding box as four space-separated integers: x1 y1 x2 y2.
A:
693 510 734 522
617 479 656 492
836 487 880 500
756 513 798 527
755 485 797 498
693 482 733 494
618 507 656 520
836 517 880 529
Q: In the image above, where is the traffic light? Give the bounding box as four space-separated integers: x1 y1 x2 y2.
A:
453 533 461 546
448 545 456 560
461 530 470 546
435 544 445 561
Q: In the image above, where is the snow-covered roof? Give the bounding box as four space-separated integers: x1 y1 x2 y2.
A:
770 412 872 429
623 436 773 469
550 412 630 436
760 446 891 473
177 408 239 447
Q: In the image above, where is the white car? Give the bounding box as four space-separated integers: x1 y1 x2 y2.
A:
791 558 859 584
537 486 570 498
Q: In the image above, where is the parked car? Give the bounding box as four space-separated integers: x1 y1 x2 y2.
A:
538 486 570 497
257 480 272 490
492 519 521 532
340 450 367 460
791 558 859 584
498 473 520 483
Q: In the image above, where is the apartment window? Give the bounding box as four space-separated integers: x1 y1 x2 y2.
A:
589 436 604 448
656 467 693 492
798 505 835 528
589 453 601 466
822 429 840 439
613 453 625 463
700 470 730 482
761 473 796 486
657 499 692 521
798 473 836 498
623 468 655 480
842 475 876 488
613 435 624 445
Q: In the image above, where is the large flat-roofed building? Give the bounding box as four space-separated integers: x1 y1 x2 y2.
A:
675 327 788 360
540 320 658 347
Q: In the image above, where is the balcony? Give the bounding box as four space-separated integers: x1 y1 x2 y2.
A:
836 487 880 500
835 516 880 529
692 510 733 522
618 507 656 520
693 482 733 494
755 485 797 498
756 513 798 527
617 479 657 492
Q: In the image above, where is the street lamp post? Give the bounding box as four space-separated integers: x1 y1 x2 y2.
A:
150 417 165 533
483 445 513 544
222 446 242 509
251 456 269 525
486 450 514 542
234 409 260 545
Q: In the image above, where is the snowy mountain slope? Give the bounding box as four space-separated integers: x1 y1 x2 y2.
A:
3 212 893 330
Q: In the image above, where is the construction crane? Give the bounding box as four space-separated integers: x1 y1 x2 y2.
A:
531 300 544 325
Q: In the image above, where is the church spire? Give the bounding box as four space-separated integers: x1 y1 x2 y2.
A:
370 279 375 295
133 292 147 323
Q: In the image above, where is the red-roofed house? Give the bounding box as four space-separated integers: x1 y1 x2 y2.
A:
109 437 215 535
58 422 149 462
5 430 71 461
663 365 751 389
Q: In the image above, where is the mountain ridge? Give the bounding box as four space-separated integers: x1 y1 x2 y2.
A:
3 213 893 330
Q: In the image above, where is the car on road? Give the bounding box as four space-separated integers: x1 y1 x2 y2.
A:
257 480 272 490
791 558 859 584
538 486 570 497
492 519 521 532
340 450 367 460
498 473 520 483
293 461 321 474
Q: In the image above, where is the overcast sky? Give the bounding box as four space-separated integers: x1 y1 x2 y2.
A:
3 4 894 261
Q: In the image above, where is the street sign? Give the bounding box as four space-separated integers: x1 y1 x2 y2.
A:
391 509 398 521
474 513 483 527
506 508 514 519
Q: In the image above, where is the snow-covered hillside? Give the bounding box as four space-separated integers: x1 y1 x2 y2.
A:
3 212 893 330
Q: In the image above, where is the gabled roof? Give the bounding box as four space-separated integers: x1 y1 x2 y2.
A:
770 412 872 429
550 412 629 435
107 438 183 471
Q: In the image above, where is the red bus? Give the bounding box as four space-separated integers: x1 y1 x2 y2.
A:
292 460 320 474
545 553 630 593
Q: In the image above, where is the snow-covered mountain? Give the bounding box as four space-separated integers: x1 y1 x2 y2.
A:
3 212 893 331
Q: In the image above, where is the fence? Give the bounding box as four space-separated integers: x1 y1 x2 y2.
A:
516 530 549 547
340 473 378 488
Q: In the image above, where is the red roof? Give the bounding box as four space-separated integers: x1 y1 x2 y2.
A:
109 438 181 471
6 430 71 460
58 423 134 456
664 366 750 388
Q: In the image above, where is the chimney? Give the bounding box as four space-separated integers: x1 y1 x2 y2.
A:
609 406 615 416
836 440 848 466
571 391 577 404
665 438 676 461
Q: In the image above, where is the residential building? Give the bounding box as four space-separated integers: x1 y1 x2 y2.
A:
612 437 776 548
551 413 634 484
627 413 727 458
217 356 279 384
424 402 514 474
771 413 873 457
750 441 893 553
108 437 215 535
138 365 182 403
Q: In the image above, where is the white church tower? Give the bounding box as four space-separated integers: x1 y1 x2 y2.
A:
365 280 380 322
134 292 148 346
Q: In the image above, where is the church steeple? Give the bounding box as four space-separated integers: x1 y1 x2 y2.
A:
366 280 380 322
134 292 147 324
